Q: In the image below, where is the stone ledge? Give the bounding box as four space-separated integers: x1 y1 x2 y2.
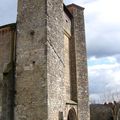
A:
66 100 77 105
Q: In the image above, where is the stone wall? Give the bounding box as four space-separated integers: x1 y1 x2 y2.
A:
0 24 16 120
0 25 15 82
47 0 64 119
15 0 65 120
64 10 71 102
16 1 89 120
15 0 48 119
67 4 90 120
0 1 89 120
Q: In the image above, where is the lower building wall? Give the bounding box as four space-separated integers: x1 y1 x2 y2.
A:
0 25 16 120
47 43 64 120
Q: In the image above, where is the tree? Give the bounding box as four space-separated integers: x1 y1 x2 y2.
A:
104 101 120 120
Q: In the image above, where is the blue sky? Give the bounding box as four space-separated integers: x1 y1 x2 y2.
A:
1 0 120 103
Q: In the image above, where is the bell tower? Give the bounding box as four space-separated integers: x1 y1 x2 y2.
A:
0 0 90 120
0 0 90 119
15 0 64 120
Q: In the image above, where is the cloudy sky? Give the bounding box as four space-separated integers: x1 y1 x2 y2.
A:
64 0 120 103
1 0 120 103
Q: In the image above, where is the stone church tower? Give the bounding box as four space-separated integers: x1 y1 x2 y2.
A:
0 0 89 120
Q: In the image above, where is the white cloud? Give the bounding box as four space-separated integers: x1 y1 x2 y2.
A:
84 0 120 57
85 0 120 25
88 56 120 102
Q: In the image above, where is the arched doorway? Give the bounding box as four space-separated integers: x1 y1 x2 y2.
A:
67 108 77 120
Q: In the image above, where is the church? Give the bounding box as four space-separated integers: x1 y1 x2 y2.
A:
0 0 89 120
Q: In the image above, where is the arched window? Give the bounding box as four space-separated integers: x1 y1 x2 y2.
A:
67 108 77 120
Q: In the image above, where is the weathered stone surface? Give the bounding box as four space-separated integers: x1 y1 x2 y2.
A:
63 12 71 36
15 0 48 120
0 24 16 120
67 4 90 120
47 0 65 119
0 1 89 120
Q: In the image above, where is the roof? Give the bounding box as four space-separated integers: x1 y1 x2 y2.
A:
0 23 16 30
67 3 84 10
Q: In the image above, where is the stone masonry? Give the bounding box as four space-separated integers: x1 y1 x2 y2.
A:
0 24 16 120
0 0 89 120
